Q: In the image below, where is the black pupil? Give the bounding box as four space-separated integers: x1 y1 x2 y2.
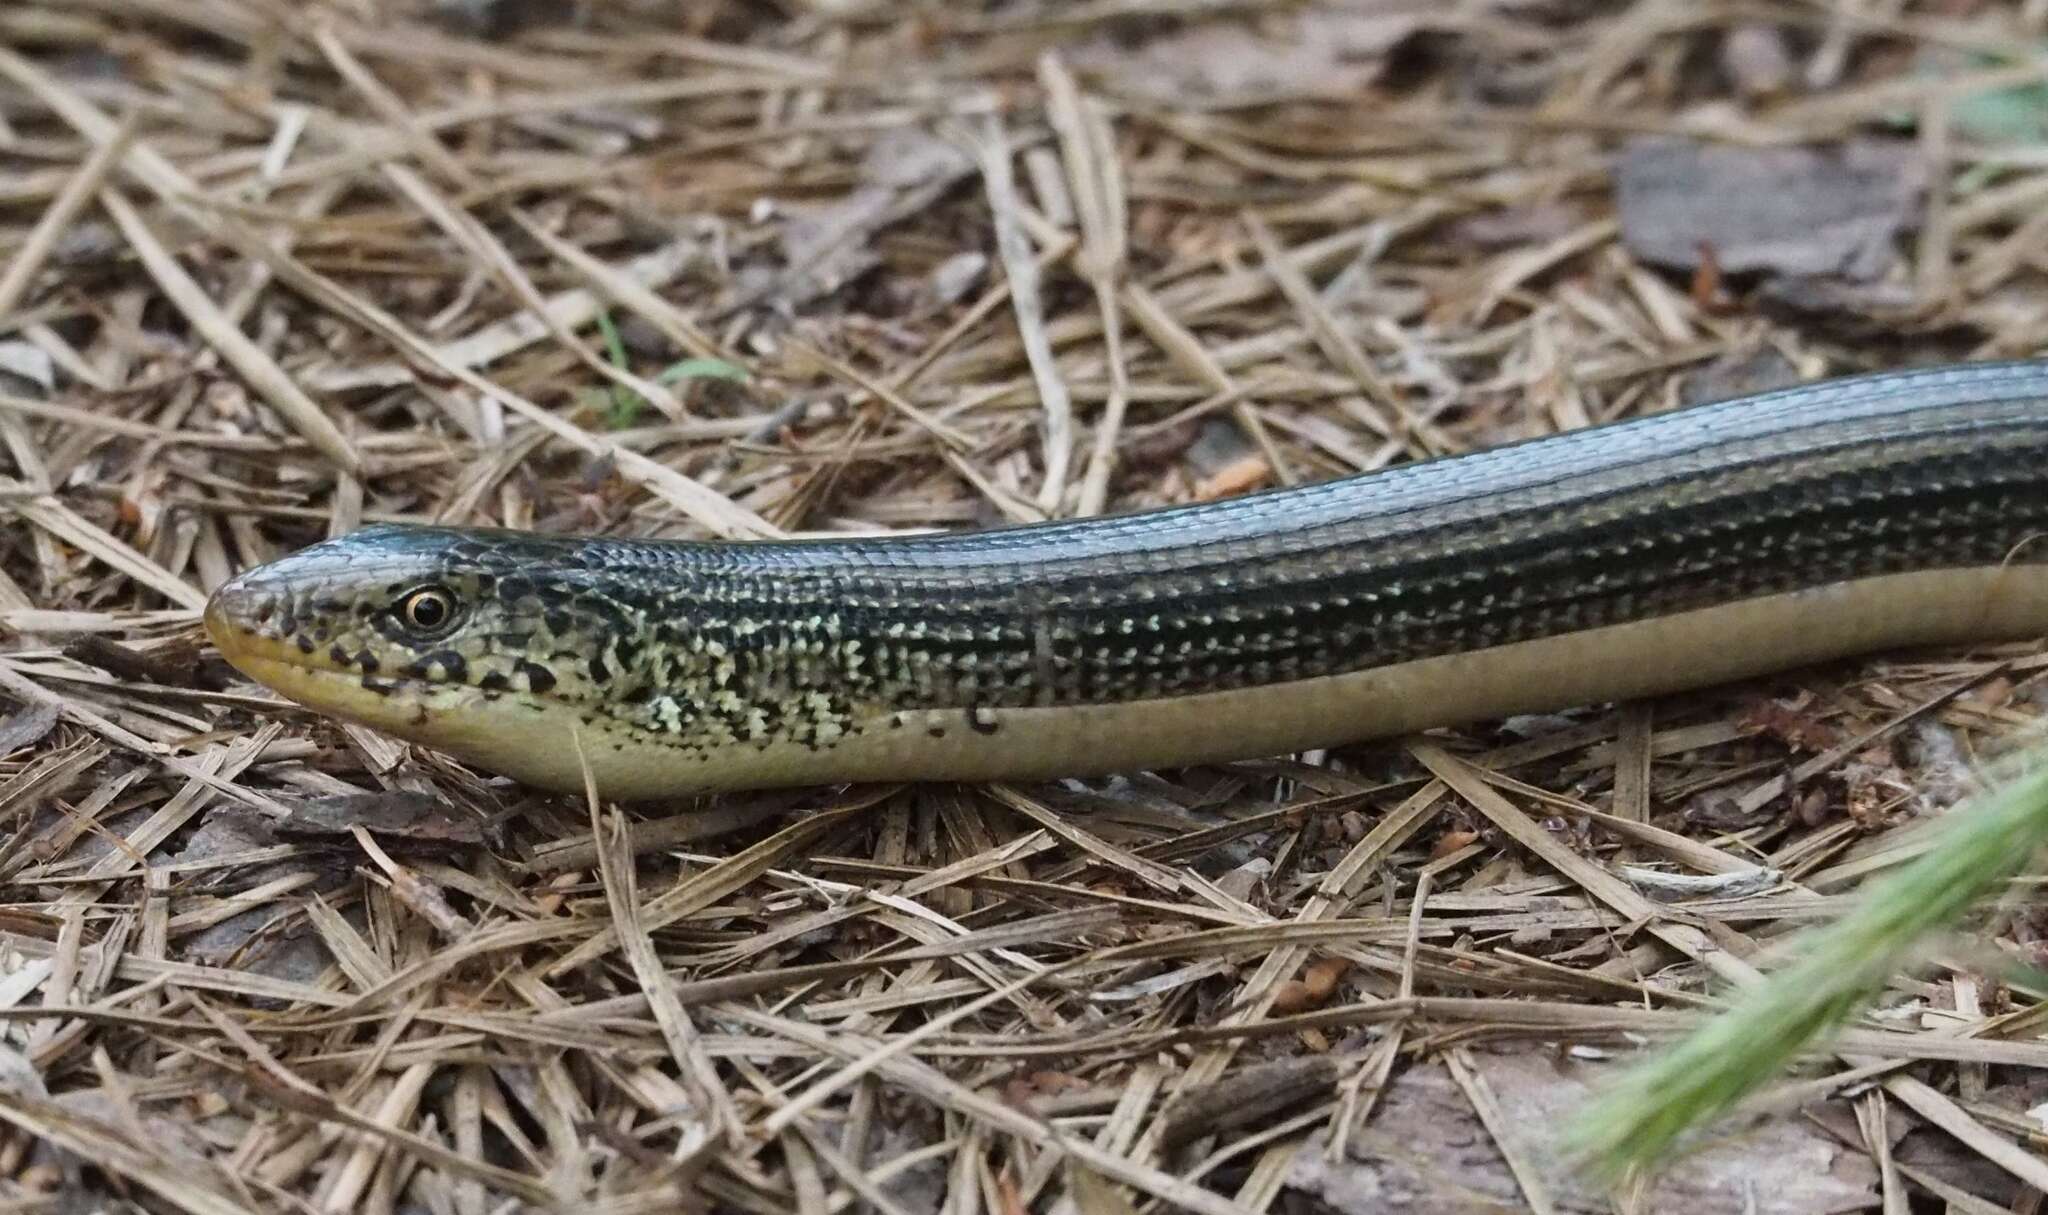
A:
409 594 447 628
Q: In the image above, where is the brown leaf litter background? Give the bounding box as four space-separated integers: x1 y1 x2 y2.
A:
4 2 2048 1212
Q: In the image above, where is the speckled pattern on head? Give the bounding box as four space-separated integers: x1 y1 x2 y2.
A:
206 361 2048 798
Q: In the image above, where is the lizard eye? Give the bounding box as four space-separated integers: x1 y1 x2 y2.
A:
396 586 461 637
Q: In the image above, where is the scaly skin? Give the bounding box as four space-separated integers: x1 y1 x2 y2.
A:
205 360 2048 799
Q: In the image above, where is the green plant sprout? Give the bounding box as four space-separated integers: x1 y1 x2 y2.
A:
591 310 748 429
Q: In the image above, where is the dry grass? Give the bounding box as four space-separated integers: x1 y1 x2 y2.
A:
4 2 2048 1212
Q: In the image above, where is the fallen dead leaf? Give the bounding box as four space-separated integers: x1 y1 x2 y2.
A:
1616 137 1926 282
1680 346 1802 407
1431 829 1480 861
1739 697 1842 754
1195 453 1273 500
0 702 60 755
1272 956 1352 1015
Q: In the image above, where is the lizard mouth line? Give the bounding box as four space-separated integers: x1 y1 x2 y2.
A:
206 592 456 723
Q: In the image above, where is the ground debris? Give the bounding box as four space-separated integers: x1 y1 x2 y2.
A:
1285 1050 1879 1215
273 789 504 854
1679 346 1802 407
0 702 59 755
60 634 224 690
762 128 977 313
1071 1 1426 101
0 2 2042 1210
1616 138 1926 282
1719 23 1795 99
1159 1055 1341 1150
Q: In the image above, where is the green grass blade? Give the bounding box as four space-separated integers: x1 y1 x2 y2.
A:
591 311 645 429
657 357 749 384
1566 750 2048 1178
